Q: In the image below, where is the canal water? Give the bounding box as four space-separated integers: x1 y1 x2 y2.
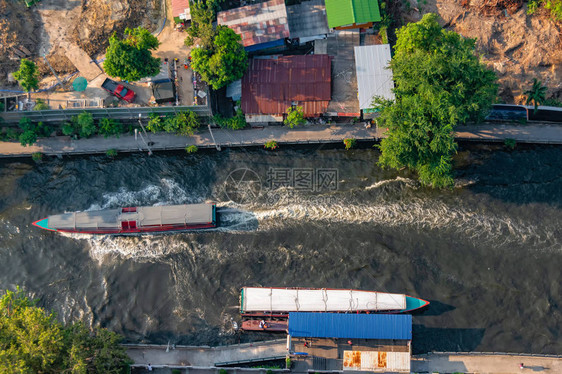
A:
0 144 560 354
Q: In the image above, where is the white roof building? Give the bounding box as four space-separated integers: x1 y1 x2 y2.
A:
354 44 395 111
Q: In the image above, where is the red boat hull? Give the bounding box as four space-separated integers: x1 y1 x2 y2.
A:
241 319 288 332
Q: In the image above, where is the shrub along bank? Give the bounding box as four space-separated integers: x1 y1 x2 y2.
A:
0 110 203 146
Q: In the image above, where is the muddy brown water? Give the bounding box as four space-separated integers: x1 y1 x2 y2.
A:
0 144 560 354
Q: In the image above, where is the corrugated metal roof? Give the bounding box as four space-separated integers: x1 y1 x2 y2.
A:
287 0 329 39
343 351 410 372
171 0 190 19
354 44 395 110
241 55 332 116
325 0 381 28
217 0 290 47
288 313 412 340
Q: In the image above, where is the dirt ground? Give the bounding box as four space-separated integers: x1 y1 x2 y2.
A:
0 0 161 87
400 0 562 103
25 0 196 108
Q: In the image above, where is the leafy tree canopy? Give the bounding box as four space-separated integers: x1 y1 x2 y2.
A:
0 287 131 373
373 13 497 188
191 26 248 90
103 27 161 82
184 0 217 48
13 59 39 96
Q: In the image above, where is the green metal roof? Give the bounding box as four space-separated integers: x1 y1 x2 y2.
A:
325 0 381 28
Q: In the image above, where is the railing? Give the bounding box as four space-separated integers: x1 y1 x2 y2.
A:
0 105 212 124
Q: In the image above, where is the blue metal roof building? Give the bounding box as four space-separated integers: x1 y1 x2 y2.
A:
288 313 412 340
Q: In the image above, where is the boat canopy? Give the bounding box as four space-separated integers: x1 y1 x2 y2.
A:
48 204 214 230
240 287 406 313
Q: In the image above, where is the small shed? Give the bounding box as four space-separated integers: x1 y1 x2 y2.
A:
288 313 411 373
217 0 290 51
152 80 176 105
288 312 411 340
354 44 395 111
325 0 381 29
171 0 191 23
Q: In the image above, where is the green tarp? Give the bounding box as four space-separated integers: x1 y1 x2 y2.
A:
325 0 381 28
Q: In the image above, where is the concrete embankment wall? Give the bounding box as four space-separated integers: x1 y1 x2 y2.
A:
1 123 561 158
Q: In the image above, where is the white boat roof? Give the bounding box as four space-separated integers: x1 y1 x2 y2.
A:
241 287 406 313
48 204 213 230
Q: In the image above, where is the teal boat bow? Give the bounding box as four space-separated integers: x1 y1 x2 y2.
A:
32 218 56 231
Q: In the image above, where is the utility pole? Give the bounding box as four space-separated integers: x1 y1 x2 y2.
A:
137 114 153 155
208 123 221 151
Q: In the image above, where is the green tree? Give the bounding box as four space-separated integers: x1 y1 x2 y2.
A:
524 78 547 114
191 26 248 90
373 13 497 188
184 0 217 48
284 106 306 128
103 27 161 81
0 287 131 373
13 59 39 100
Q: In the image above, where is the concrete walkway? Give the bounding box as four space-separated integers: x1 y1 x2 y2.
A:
125 340 288 367
1 123 561 158
0 124 380 157
455 123 562 144
412 352 562 374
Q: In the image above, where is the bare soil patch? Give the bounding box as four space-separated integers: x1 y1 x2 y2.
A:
0 0 161 87
400 0 562 103
0 0 41 84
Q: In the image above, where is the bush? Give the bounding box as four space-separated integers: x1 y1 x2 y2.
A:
33 99 50 111
0 127 19 141
62 122 75 136
343 138 356 150
17 118 51 146
175 110 200 136
19 130 37 146
185 145 198 153
147 113 164 132
504 138 516 149
528 0 562 20
214 107 247 130
106 149 118 157
285 357 291 369
75 112 96 138
284 106 306 128
99 118 122 138
264 140 278 150
31 152 43 162
219 369 227 374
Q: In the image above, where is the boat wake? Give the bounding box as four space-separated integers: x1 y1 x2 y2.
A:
66 177 559 260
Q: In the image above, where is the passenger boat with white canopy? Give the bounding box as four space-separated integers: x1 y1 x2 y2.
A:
32 203 217 235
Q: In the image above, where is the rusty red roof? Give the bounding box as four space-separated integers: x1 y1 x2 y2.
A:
217 0 290 47
171 0 190 19
241 55 332 116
